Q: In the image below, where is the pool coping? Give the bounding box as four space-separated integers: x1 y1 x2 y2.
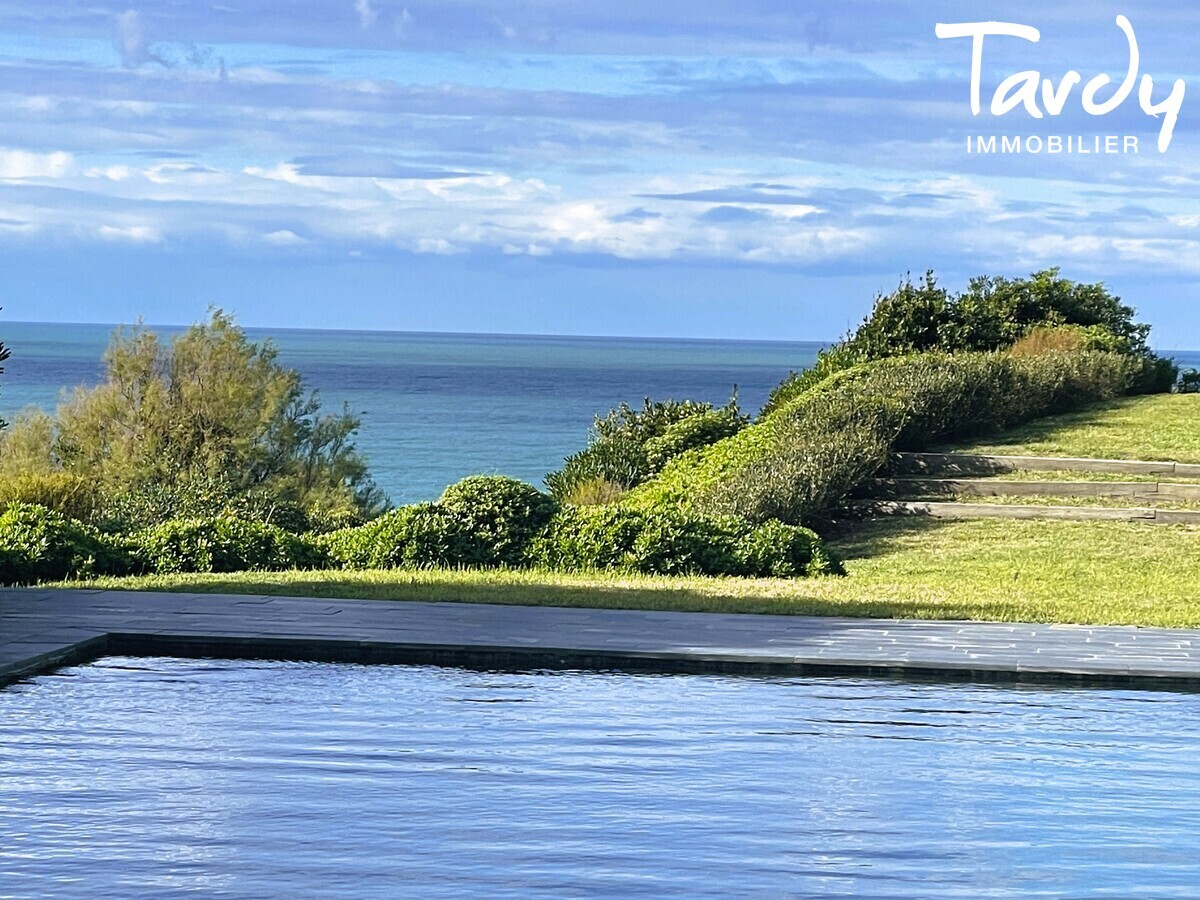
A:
4 588 1200 689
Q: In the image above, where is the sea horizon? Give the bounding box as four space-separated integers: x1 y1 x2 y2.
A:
0 322 835 504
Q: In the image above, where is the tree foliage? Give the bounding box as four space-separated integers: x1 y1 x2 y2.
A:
765 269 1173 415
0 310 385 527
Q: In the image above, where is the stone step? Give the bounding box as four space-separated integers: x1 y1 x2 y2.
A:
870 478 1200 501
891 452 1200 478
858 500 1200 525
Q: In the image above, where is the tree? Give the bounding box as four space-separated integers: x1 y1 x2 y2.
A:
841 268 1154 359
1 310 386 526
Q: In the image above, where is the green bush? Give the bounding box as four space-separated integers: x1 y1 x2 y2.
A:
631 350 1140 525
436 476 559 567
129 515 324 574
1137 355 1181 395
0 311 387 530
0 503 131 584
733 519 844 577
93 472 339 534
545 435 649 500
546 396 746 500
763 269 1171 415
762 344 862 417
0 471 101 522
643 409 746 473
529 505 840 577
319 503 477 570
1179 368 1200 394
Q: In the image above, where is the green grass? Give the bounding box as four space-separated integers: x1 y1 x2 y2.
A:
934 493 1200 511
60 517 1200 628
944 394 1200 462
987 470 1200 484
49 395 1200 628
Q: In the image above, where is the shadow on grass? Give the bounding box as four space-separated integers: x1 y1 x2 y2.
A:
74 564 1007 621
927 398 1134 453
824 514 959 562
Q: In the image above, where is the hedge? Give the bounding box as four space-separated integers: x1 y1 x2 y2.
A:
528 505 842 577
0 503 131 584
0 492 844 585
627 350 1143 524
130 516 324 574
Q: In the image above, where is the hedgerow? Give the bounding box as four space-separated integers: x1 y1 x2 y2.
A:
627 350 1142 524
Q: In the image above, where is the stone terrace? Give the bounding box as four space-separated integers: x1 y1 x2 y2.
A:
3 588 1200 689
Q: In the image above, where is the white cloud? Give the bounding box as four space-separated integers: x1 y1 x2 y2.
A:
0 149 75 179
97 224 161 242
264 229 306 245
85 165 133 181
114 9 164 68
354 0 378 30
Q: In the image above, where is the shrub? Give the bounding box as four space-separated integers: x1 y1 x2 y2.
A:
1179 368 1200 394
733 519 845 577
318 503 476 570
630 350 1140 525
643 410 746 473
545 435 649 500
437 475 559 567
560 477 629 506
1136 355 1180 395
129 515 324 575
529 505 840 578
1009 324 1129 356
763 269 1171 415
0 310 387 526
546 396 746 500
0 471 101 522
762 344 862 416
0 503 131 584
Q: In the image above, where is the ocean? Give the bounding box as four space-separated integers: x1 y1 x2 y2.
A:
3 322 1196 506
0 322 825 505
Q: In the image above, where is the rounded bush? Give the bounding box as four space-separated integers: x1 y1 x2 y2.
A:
529 505 840 578
734 520 845 578
130 515 324 574
438 476 558 567
0 502 131 585
319 503 476 570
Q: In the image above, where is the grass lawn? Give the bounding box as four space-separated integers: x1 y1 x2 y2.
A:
53 394 1200 628
988 470 1200 484
937 494 1200 510
62 517 1200 628
944 394 1200 462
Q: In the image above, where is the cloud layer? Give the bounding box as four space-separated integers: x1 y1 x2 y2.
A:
0 2 1196 339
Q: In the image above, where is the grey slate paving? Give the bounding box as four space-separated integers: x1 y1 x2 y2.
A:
3 588 1200 688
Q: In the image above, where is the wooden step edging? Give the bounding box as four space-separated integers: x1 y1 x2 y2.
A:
858 500 1200 525
871 478 1200 501
892 452 1200 478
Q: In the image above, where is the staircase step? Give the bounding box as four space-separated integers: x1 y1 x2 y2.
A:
891 452 1200 478
857 500 1200 525
870 478 1200 501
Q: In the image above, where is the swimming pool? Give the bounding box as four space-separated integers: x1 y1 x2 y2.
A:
3 657 1199 897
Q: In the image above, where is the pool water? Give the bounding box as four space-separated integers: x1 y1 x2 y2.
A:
3 657 1199 897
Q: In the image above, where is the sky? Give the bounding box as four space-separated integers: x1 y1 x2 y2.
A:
0 1 1197 347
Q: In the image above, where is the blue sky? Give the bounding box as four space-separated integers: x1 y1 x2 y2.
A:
0 2 1197 346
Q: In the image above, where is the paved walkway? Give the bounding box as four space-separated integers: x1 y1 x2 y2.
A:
3 588 1200 688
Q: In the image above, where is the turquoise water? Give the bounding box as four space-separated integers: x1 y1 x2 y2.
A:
0 323 825 504
3 657 1200 897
